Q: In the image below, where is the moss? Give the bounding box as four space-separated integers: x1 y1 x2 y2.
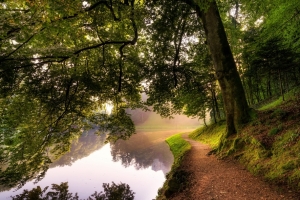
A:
282 160 297 170
164 170 191 197
271 109 288 120
190 116 299 189
219 136 246 157
290 170 300 184
268 127 280 136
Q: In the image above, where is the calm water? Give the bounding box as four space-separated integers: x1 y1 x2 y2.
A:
0 112 200 199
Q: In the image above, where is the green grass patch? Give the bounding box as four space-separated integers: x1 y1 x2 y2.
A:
189 121 226 148
259 97 284 110
156 133 191 199
259 89 298 110
165 134 191 161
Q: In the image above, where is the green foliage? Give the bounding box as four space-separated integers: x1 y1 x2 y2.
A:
12 182 77 200
11 182 134 200
242 34 299 106
144 0 223 123
88 182 134 200
88 109 136 142
2 0 300 195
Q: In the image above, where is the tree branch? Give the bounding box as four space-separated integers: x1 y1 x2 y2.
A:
117 0 138 92
3 27 46 59
1 0 139 75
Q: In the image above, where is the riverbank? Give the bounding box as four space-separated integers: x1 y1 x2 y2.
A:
156 133 191 199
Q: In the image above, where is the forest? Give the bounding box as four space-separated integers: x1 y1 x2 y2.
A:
1 0 300 198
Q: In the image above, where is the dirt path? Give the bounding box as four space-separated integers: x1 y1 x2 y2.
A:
170 133 299 200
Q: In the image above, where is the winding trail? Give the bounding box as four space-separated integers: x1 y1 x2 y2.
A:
169 133 299 200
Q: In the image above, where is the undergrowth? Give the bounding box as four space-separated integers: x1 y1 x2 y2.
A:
156 133 191 200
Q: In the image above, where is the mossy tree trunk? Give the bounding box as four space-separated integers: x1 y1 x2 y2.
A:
190 0 250 136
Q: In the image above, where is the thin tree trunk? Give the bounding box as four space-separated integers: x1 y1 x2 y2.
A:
210 87 217 123
279 70 285 101
248 75 254 105
267 70 272 97
212 87 221 120
255 83 260 103
241 71 250 105
260 84 266 100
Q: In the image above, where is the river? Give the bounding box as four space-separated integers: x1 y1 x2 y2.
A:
0 112 201 200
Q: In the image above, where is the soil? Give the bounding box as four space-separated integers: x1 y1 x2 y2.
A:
169 133 300 200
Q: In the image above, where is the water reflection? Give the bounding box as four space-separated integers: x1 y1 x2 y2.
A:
0 108 135 190
0 127 107 193
0 106 200 199
50 127 107 168
110 131 173 174
0 129 177 200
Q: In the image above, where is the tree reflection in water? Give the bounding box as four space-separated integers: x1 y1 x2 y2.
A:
0 127 101 192
50 127 107 168
0 109 135 191
110 131 174 174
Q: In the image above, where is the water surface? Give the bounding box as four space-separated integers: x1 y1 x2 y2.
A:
0 111 201 199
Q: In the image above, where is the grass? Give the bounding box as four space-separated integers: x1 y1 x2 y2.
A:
258 96 284 110
156 133 191 199
189 121 226 149
259 88 299 110
166 133 191 161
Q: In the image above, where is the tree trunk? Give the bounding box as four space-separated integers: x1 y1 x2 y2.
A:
212 87 221 120
210 87 217 123
267 71 272 97
278 70 285 101
247 70 254 105
194 1 249 136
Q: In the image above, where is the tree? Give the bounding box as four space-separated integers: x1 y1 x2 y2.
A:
236 0 300 105
0 0 142 188
191 0 249 135
0 0 260 186
11 182 135 200
146 0 249 135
